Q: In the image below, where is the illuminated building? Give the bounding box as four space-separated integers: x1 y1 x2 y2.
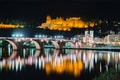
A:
0 23 24 28
38 16 96 31
104 34 120 46
94 37 104 44
83 30 94 43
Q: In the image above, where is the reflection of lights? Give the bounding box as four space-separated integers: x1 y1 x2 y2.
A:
45 59 83 77
39 58 41 69
0 53 84 77
35 58 38 69
55 65 64 74
107 54 110 64
28 56 33 66
15 59 19 71
12 60 15 70
119 53 120 61
45 64 51 75
1 49 120 76
8 61 12 70
95 54 97 63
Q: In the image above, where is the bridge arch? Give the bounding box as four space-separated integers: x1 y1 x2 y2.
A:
64 42 75 48
53 49 60 55
7 50 17 60
0 39 18 60
34 50 40 57
23 40 41 57
23 40 41 50
75 41 82 48
44 40 60 49
51 41 60 49
6 40 17 50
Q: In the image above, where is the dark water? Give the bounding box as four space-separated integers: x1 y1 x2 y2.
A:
0 46 120 80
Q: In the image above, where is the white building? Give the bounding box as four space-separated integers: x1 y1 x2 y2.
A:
83 30 94 44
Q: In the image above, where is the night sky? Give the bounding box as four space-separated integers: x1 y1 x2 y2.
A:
0 0 120 23
0 0 120 37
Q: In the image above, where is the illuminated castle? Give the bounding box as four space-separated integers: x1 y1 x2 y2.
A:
38 16 96 31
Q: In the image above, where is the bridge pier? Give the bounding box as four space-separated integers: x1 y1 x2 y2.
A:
17 42 23 57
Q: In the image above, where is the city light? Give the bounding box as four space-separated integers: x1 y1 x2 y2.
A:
71 37 77 40
54 35 64 39
35 34 47 38
12 33 24 38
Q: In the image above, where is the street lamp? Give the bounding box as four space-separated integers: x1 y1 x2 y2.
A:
12 33 24 38
35 34 47 38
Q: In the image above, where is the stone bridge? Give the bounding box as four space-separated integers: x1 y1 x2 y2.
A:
0 37 82 50
0 37 82 60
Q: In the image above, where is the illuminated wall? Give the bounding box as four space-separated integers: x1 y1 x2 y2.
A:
0 24 24 28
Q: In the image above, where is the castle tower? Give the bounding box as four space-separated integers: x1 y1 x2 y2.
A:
46 16 51 24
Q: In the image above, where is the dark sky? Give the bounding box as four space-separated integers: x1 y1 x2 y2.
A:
0 0 120 23
0 0 120 37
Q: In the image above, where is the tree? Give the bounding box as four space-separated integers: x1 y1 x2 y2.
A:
93 68 120 80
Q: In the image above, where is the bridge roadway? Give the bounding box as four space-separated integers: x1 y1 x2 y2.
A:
78 46 120 51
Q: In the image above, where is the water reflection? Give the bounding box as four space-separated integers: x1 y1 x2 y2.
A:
7 50 17 60
22 48 36 58
0 48 120 77
0 53 84 77
45 58 83 77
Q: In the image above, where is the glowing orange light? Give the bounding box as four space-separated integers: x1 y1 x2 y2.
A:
78 60 84 71
0 24 24 28
63 28 67 31
90 23 94 27
66 62 74 73
84 24 88 28
45 59 84 77
74 66 80 77
45 64 51 75
3 64 9 70
55 65 64 74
